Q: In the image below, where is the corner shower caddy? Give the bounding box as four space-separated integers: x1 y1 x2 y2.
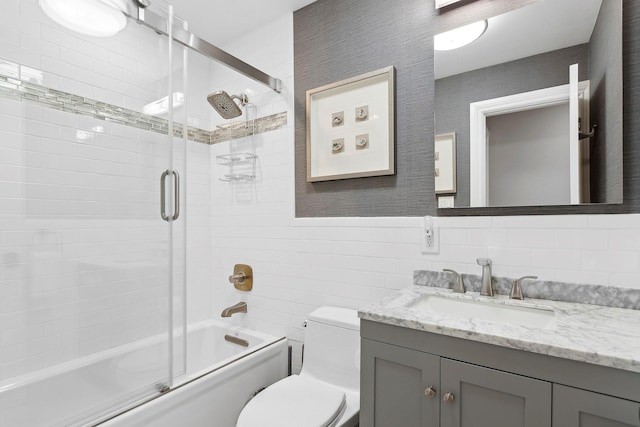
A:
216 152 257 182
215 103 258 182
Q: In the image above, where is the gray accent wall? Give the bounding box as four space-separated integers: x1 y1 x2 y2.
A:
294 0 434 217
294 0 640 217
589 0 624 204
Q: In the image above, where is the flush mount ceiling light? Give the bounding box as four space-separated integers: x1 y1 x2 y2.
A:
434 20 488 51
39 0 130 37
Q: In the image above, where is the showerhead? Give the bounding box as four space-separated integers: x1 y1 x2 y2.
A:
207 91 249 119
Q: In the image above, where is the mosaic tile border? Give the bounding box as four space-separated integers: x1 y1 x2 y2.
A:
211 111 288 144
0 73 286 145
414 270 640 310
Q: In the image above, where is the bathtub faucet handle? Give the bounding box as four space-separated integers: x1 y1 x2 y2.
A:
229 264 253 291
229 272 246 284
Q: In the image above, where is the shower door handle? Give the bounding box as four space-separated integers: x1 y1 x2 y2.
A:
160 170 180 221
160 170 169 221
171 170 180 221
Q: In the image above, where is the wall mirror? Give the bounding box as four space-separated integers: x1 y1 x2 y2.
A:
434 0 623 209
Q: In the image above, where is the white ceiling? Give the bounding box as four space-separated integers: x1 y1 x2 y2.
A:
165 0 317 45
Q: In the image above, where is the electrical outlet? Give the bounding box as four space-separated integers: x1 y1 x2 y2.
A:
421 216 439 254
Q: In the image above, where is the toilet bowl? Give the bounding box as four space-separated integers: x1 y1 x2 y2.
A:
236 306 360 427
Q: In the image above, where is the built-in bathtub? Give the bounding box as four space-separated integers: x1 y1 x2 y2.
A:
0 320 288 427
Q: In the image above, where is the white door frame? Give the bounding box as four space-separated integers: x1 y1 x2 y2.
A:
469 80 589 207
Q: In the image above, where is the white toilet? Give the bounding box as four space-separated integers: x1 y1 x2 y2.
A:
236 306 360 427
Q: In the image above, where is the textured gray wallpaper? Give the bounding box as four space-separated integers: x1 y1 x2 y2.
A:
590 0 623 204
294 0 435 217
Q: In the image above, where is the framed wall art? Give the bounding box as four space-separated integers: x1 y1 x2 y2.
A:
306 66 395 182
435 132 457 194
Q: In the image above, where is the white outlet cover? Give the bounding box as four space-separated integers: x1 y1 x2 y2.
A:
421 225 439 254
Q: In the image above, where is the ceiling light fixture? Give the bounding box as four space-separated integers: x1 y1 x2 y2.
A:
434 20 488 51
39 0 130 38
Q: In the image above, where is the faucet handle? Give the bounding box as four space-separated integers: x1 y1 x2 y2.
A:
476 258 492 266
443 269 465 293
229 272 246 284
510 276 538 300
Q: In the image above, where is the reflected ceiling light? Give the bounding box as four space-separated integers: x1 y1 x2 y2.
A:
39 0 129 37
434 20 488 51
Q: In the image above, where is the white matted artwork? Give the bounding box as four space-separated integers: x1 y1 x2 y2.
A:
435 132 457 194
306 66 395 182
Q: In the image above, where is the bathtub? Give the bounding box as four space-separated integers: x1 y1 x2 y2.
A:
0 320 288 427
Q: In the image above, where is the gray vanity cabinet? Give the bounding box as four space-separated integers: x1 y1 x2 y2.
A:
361 339 551 427
361 320 640 427
553 384 640 427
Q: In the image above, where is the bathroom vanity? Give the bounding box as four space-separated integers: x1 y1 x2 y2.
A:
359 286 640 427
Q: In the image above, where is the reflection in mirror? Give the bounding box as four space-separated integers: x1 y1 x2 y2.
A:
434 0 622 208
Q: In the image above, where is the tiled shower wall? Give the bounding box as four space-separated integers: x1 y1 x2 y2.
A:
2 0 639 382
210 12 640 373
0 0 212 380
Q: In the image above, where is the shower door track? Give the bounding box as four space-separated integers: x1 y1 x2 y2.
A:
127 6 282 94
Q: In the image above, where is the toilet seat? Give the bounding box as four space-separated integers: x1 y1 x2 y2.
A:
236 375 346 427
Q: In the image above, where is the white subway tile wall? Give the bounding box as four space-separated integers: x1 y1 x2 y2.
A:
2 0 639 383
209 12 640 374
0 0 212 381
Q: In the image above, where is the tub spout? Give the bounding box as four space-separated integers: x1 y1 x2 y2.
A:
221 302 247 317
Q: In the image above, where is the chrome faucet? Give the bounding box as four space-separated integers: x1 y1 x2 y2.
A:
477 258 493 296
443 269 465 293
510 276 538 300
221 302 247 317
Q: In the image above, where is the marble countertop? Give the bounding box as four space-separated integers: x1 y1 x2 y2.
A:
359 285 640 373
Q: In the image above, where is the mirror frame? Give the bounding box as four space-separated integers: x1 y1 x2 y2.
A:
436 0 639 216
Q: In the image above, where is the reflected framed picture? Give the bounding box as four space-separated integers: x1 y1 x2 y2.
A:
306 66 395 182
435 132 457 194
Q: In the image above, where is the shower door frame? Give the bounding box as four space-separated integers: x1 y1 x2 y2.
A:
125 5 282 93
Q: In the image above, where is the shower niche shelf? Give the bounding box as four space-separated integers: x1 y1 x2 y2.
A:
217 153 257 166
217 153 257 182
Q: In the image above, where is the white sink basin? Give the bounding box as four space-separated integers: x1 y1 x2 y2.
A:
408 294 556 330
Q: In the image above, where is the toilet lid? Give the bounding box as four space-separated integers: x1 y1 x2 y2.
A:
236 375 346 427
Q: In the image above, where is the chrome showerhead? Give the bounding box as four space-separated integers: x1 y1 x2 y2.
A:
207 91 249 119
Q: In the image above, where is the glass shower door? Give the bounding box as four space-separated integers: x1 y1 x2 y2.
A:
0 1 184 425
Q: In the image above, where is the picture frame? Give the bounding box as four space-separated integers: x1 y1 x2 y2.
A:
306 66 395 182
435 132 457 194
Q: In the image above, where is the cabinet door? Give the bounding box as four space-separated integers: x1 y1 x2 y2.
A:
361 339 440 427
553 384 640 427
440 358 552 427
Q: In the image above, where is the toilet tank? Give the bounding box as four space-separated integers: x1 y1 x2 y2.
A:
300 307 360 392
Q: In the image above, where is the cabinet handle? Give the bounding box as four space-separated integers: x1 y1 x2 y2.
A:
424 386 437 398
443 392 455 403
